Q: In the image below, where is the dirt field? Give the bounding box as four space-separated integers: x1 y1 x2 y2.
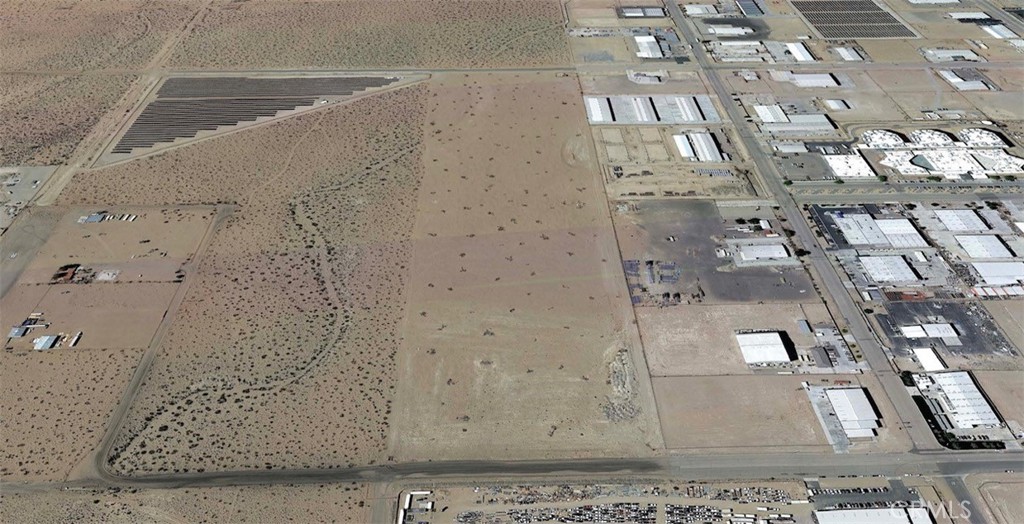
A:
652 375 830 452
966 473 1024 524
0 348 140 479
0 74 136 166
388 73 659 461
984 301 1024 353
167 1 569 69
60 85 428 475
639 303 832 376
0 483 369 523
974 371 1024 431
0 1 200 71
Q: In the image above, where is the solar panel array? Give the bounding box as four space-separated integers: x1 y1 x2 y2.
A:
792 0 915 39
113 76 397 153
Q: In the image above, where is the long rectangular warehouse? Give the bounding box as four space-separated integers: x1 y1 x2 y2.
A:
860 255 918 283
825 388 880 438
583 95 720 124
935 209 988 231
956 235 1013 259
915 371 1001 429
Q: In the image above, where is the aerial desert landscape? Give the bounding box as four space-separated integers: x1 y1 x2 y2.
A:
2 0 1023 522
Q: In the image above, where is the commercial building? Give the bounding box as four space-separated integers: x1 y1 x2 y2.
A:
899 323 957 338
860 255 918 283
935 209 988 231
825 388 881 439
938 69 989 91
786 42 815 62
736 331 793 364
913 347 946 371
833 47 863 61
955 235 1013 258
972 261 1024 285
814 508 932 524
923 48 983 62
584 95 720 124
738 244 789 261
635 35 664 59
875 219 928 248
913 371 1001 429
823 153 876 178
834 214 889 245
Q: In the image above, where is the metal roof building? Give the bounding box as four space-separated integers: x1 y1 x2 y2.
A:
738 244 789 261
825 388 880 439
735 331 792 364
915 371 1001 429
860 255 918 283
935 209 988 231
834 214 888 245
956 235 1013 259
875 219 927 248
913 347 946 372
786 42 815 62
688 131 724 162
823 153 876 178
634 35 664 59
900 323 957 338
972 262 1024 286
814 508 932 524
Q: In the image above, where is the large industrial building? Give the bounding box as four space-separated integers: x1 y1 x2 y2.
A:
735 331 793 364
832 215 926 247
955 235 1014 258
860 255 919 283
972 261 1024 285
814 508 932 524
935 209 989 231
825 388 881 439
584 95 721 124
913 347 946 372
738 244 789 261
672 131 727 162
913 371 1002 430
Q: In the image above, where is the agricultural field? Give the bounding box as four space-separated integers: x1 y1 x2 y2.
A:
0 74 136 166
167 0 570 69
0 483 370 523
388 72 660 461
59 84 427 475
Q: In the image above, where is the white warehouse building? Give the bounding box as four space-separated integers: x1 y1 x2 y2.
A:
825 388 881 439
735 331 792 364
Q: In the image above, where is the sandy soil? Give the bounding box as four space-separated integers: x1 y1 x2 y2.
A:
0 1 201 71
0 347 141 480
965 472 1024 524
974 371 1024 431
984 301 1024 353
167 1 569 69
0 75 136 166
59 85 427 475
388 73 658 461
640 303 831 376
0 483 369 523
652 375 830 452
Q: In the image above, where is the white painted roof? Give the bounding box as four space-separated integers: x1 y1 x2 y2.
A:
930 371 1001 428
956 235 1013 259
900 326 928 338
834 214 888 245
754 104 789 123
738 244 789 260
814 508 916 524
735 332 791 363
826 388 879 426
860 255 917 283
876 219 928 248
913 347 946 371
935 209 988 231
786 42 815 62
922 323 957 337
823 153 876 178
972 262 1024 285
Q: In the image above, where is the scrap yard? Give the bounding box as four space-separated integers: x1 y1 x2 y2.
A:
0 0 1022 523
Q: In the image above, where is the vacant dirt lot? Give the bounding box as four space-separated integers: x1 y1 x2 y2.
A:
388 73 659 461
0 482 369 523
653 375 829 452
0 1 200 71
168 1 569 69
974 371 1024 431
61 85 427 475
984 301 1024 353
0 347 140 480
0 74 136 166
640 303 832 376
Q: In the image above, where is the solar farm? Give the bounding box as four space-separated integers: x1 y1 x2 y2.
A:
111 76 399 154
791 0 916 39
